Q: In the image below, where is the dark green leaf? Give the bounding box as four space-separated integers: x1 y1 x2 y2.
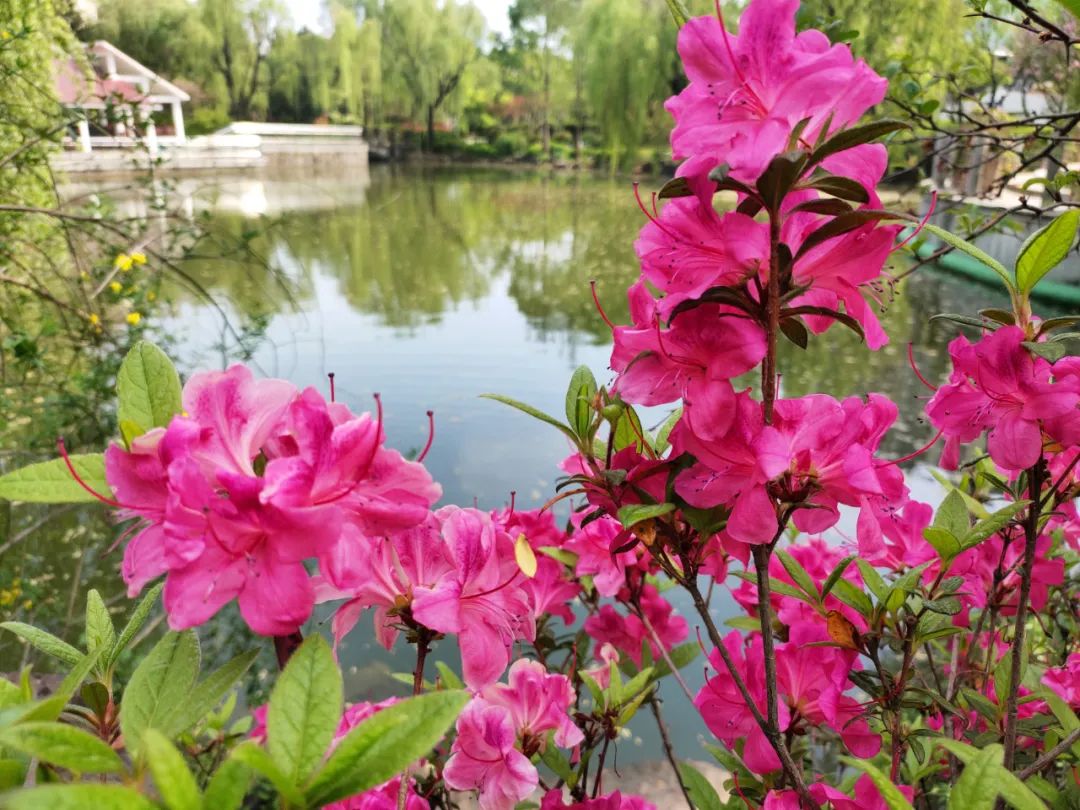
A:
808 119 909 167
795 209 898 258
779 317 809 349
565 366 598 440
616 503 675 528
657 176 692 199
678 762 723 810
1023 341 1067 362
775 549 819 601
800 172 871 203
821 556 856 599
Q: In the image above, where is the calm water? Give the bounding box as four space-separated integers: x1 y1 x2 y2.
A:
1 165 1052 763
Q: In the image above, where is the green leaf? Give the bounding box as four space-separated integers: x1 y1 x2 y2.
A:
0 622 82 665
924 596 964 615
1053 0 1080 20
161 649 259 738
961 501 1030 550
304 689 469 806
565 366 598 440
808 119 909 167
268 635 342 785
657 176 692 199
795 209 897 257
921 224 1015 292
2 785 155 809
947 743 1004 810
108 582 164 668
229 741 304 806
617 502 675 528
539 743 576 787
480 393 576 441
821 556 856 598
934 490 970 538
612 405 645 452
1015 210 1080 293
830 578 875 617
652 407 682 455
800 172 871 203
855 559 888 601
202 758 252 810
85 589 116 663
435 661 464 690
650 642 700 679
923 527 962 562
780 316 810 349
775 549 820 601
0 722 125 774
0 453 112 504
143 729 201 810
677 762 723 810
119 630 200 756
842 758 914 810
116 340 183 435
1023 341 1067 362
663 0 690 26
58 648 105 701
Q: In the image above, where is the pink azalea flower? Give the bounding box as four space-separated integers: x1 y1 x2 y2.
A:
585 642 621 689
611 281 766 441
666 0 886 185
444 700 538 810
564 513 640 598
584 584 687 667
522 555 579 625
948 530 1063 617
765 775 914 810
411 506 536 689
927 326 1080 471
677 392 906 547
493 506 568 551
480 659 584 748
540 789 657 810
1043 653 1080 707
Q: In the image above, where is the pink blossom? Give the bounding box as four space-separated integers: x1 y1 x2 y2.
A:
443 701 538 810
480 659 584 748
927 327 1080 471
540 790 657 810
584 584 687 667
765 775 914 810
523 555 579 625
666 0 886 185
611 281 765 441
1043 653 1080 706
411 506 536 689
564 513 640 598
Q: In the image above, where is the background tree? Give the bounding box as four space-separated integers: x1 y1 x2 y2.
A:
199 0 286 120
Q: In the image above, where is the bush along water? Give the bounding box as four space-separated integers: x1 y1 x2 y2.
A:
2 1 1080 808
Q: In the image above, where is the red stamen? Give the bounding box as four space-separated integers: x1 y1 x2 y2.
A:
893 191 937 254
465 569 521 600
590 280 615 330
57 437 123 508
878 428 944 466
328 372 336 403
417 410 435 462
654 314 676 363
508 490 516 518
731 773 754 810
907 343 938 391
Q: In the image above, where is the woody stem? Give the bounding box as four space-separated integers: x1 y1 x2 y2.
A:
398 629 433 810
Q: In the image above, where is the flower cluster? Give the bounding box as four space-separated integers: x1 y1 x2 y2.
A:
104 365 440 635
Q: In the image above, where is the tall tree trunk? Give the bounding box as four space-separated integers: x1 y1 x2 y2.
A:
427 104 435 152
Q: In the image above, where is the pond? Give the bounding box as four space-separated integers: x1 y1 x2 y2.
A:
0 165 1051 766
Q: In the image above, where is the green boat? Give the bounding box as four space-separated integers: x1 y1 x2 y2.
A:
913 237 1080 307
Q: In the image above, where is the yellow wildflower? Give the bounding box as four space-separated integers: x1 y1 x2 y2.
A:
126 312 142 326
114 254 133 272
109 281 122 293
147 291 157 302
131 252 147 265
88 313 100 326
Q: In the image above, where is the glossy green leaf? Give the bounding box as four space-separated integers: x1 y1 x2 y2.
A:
775 549 819 601
934 490 970 538
267 635 342 785
116 340 183 435
565 365 597 440
0 722 124 774
808 119 908 167
0 453 112 504
2 784 155 809
304 689 468 806
85 589 116 663
108 582 164 668
1015 210 1080 293
616 502 674 528
119 630 200 756
821 556 856 598
677 762 724 810
923 527 962 562
961 501 1030 550
229 741 304 806
829 578 875 617
143 730 201 810
921 224 1014 292
202 758 252 810
162 649 259 738
479 393 576 440
0 622 82 665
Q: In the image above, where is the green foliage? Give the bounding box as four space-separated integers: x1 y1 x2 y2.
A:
0 453 111 504
115 340 183 439
1015 211 1080 294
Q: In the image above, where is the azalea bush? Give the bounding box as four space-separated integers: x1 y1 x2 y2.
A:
2 0 1080 808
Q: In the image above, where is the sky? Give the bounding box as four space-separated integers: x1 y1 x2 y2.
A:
284 0 512 37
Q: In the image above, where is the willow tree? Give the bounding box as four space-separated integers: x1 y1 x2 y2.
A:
199 0 286 120
379 0 485 149
573 0 678 170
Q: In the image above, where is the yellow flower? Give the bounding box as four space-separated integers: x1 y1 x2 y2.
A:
109 281 122 293
126 312 142 326
88 313 100 326
0 31 11 40
114 254 133 272
131 252 147 265
147 291 157 302
21 599 32 610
